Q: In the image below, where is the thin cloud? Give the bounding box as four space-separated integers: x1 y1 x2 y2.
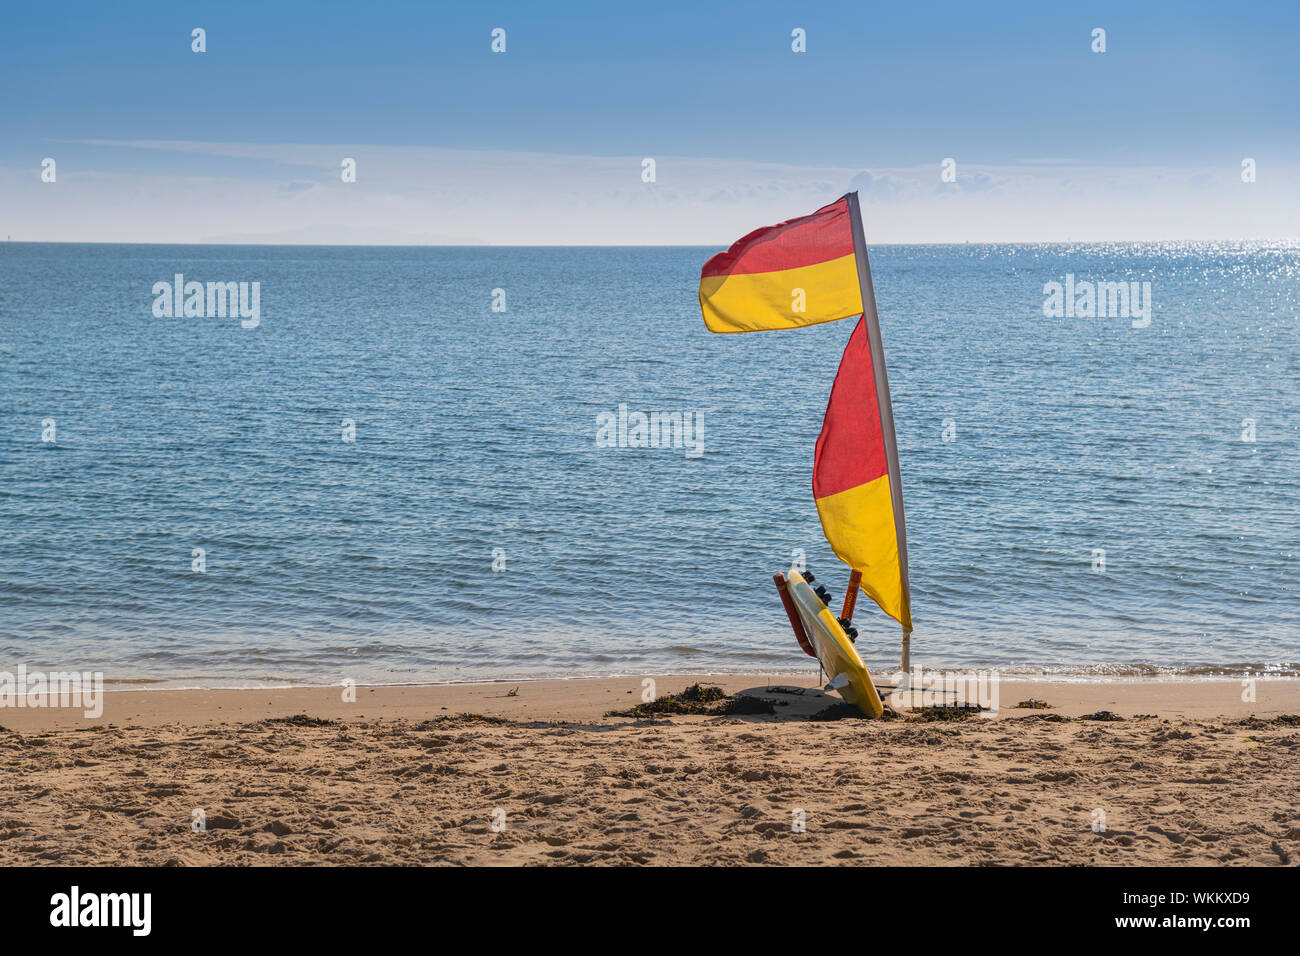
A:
4 140 1297 244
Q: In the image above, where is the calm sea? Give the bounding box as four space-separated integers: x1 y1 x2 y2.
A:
1 241 1296 687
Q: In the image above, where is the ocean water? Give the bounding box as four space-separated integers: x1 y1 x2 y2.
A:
1 241 1296 687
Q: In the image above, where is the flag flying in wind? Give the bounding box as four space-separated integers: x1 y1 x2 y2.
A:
698 192 913 632
698 196 863 333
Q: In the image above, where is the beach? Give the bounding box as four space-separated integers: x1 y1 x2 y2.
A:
3 675 1298 866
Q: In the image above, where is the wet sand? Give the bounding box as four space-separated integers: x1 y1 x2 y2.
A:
2 675 1297 865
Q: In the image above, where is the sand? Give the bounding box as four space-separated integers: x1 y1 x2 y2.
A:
2 674 1298 866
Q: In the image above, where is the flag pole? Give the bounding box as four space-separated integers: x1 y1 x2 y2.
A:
844 192 913 673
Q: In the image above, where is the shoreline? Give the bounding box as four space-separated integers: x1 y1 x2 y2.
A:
84 667 1300 693
3 673 1297 732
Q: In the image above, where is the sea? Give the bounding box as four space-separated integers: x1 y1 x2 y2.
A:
1 241 1296 687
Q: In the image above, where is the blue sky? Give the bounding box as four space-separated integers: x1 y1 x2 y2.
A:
3 1 1298 242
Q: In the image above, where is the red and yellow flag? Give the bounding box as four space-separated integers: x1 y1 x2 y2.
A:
699 192 913 633
813 316 912 630
698 197 863 333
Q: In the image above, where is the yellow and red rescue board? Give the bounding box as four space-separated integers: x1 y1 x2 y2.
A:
786 570 884 718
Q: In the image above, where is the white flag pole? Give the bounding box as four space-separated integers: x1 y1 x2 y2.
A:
845 192 914 673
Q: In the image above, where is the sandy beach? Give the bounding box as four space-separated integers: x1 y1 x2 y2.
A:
2 674 1298 866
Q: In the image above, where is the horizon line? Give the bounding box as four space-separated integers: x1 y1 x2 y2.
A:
5 238 1297 249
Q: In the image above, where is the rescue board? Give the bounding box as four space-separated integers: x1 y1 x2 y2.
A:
786 569 885 717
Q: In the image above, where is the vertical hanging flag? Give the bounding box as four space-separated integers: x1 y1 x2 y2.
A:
698 192 913 654
698 196 863 333
813 318 912 630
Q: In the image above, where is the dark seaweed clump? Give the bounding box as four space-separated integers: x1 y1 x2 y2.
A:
607 683 773 718
263 714 339 727
1079 711 1125 721
908 704 988 722
1015 699 1052 709
1229 714 1300 730
413 714 510 728
809 702 874 722
811 702 985 722
716 695 777 716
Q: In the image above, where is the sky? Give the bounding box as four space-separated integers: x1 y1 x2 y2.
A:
2 0 1298 244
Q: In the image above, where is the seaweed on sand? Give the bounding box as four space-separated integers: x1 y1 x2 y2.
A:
606 683 774 718
809 702 873 721
809 702 998 722
413 714 510 728
1229 714 1300 730
716 695 777 716
808 702 912 721
907 703 988 722
264 714 339 727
